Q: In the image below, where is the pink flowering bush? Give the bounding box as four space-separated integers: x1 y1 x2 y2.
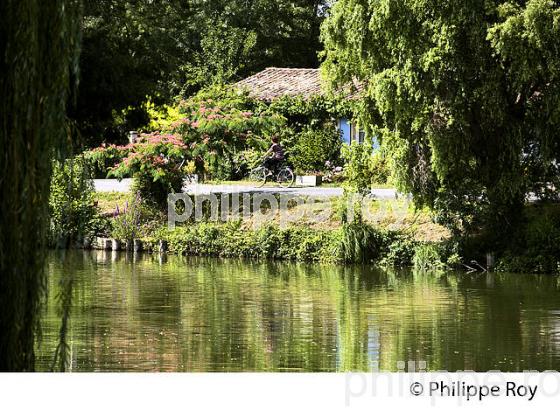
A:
87 132 190 208
115 132 188 207
85 143 133 177
169 86 285 180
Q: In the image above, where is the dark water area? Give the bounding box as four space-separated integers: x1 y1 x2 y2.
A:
37 250 560 372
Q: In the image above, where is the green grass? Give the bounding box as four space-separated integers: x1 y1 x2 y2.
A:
94 192 132 214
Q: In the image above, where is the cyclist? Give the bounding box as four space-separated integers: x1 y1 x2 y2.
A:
263 136 285 175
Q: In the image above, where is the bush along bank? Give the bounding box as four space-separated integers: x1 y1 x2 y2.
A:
78 201 560 273
49 158 458 268
491 203 560 274
85 220 457 268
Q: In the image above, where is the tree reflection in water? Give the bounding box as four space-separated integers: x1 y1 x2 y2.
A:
37 250 560 372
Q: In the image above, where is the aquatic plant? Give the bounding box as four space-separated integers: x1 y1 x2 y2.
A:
341 222 384 263
111 193 145 242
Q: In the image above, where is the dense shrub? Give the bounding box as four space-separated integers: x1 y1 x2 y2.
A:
369 150 391 185
381 234 417 267
110 193 164 242
160 222 344 262
169 86 284 180
340 222 385 263
269 94 351 132
232 148 264 179
412 243 445 272
496 204 560 274
144 99 183 132
144 87 354 177
49 157 98 247
105 133 188 209
341 141 375 195
85 143 131 178
153 220 423 266
289 123 342 173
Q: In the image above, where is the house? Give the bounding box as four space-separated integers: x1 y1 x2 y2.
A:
234 67 369 145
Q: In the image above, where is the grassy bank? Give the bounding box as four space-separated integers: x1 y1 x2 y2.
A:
141 221 456 267
91 191 457 268
94 191 450 241
87 193 560 273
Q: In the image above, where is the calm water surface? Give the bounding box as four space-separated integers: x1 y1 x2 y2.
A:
37 250 560 372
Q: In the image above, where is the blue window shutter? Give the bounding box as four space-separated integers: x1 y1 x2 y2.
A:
372 135 381 151
339 118 351 144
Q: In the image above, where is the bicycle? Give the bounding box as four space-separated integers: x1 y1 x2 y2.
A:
249 161 295 188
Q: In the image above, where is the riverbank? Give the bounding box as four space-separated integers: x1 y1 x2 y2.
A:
86 222 426 265
76 193 560 274
94 191 449 241
87 191 455 268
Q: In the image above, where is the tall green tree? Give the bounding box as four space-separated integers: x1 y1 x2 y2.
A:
322 0 560 239
0 0 81 370
76 0 329 146
75 0 196 146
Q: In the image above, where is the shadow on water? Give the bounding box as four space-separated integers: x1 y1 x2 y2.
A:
37 250 560 372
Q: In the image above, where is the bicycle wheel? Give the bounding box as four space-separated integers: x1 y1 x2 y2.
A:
276 167 295 188
249 167 268 187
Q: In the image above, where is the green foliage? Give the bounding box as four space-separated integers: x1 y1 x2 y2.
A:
144 86 355 177
322 0 560 238
413 244 445 272
341 223 384 263
156 220 418 266
0 0 80 371
381 235 417 267
76 0 330 146
144 100 183 133
49 158 97 247
110 193 162 242
341 142 375 195
107 133 188 209
84 143 131 178
233 149 265 180
170 86 285 180
289 123 342 173
269 94 352 131
160 222 344 263
86 133 189 209
269 94 352 174
76 1 179 146
496 204 560 274
370 151 391 185
182 21 257 89
340 222 418 266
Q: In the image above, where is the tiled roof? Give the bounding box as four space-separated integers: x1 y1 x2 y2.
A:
235 67 364 101
235 68 325 101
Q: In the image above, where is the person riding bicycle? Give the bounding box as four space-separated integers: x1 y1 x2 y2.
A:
263 136 285 175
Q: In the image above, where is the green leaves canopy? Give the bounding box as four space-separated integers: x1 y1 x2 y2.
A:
1 0 80 370
322 0 560 235
77 0 329 146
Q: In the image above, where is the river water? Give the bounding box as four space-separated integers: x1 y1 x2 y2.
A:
36 250 560 372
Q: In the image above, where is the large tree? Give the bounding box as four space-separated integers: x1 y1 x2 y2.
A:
0 0 80 370
322 0 560 238
76 0 329 146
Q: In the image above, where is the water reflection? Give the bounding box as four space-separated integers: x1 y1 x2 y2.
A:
37 250 560 372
